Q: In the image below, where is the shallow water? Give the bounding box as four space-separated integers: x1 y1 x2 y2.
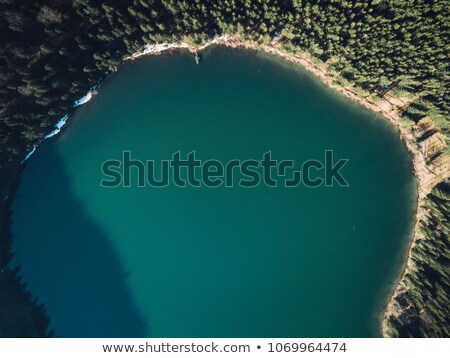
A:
12 46 416 337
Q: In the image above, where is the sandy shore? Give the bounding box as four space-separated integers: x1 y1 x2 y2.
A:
126 34 438 337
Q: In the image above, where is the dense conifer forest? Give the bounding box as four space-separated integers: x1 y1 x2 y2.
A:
0 0 448 337
385 183 450 337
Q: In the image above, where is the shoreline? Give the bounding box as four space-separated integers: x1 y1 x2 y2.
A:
126 34 433 337
2 34 444 337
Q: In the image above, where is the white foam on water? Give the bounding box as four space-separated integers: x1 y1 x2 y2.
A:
21 146 37 163
43 114 69 140
73 91 93 107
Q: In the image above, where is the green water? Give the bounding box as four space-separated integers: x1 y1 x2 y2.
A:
12 47 416 337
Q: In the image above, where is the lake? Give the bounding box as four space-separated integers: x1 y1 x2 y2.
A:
11 46 416 337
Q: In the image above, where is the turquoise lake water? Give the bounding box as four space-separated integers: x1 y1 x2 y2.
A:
12 47 416 337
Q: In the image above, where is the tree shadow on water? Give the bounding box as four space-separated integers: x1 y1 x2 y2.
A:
11 143 149 337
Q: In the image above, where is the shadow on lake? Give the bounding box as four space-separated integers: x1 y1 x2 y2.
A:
10 142 148 337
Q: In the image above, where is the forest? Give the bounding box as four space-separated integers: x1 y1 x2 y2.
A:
385 183 450 337
0 0 449 337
